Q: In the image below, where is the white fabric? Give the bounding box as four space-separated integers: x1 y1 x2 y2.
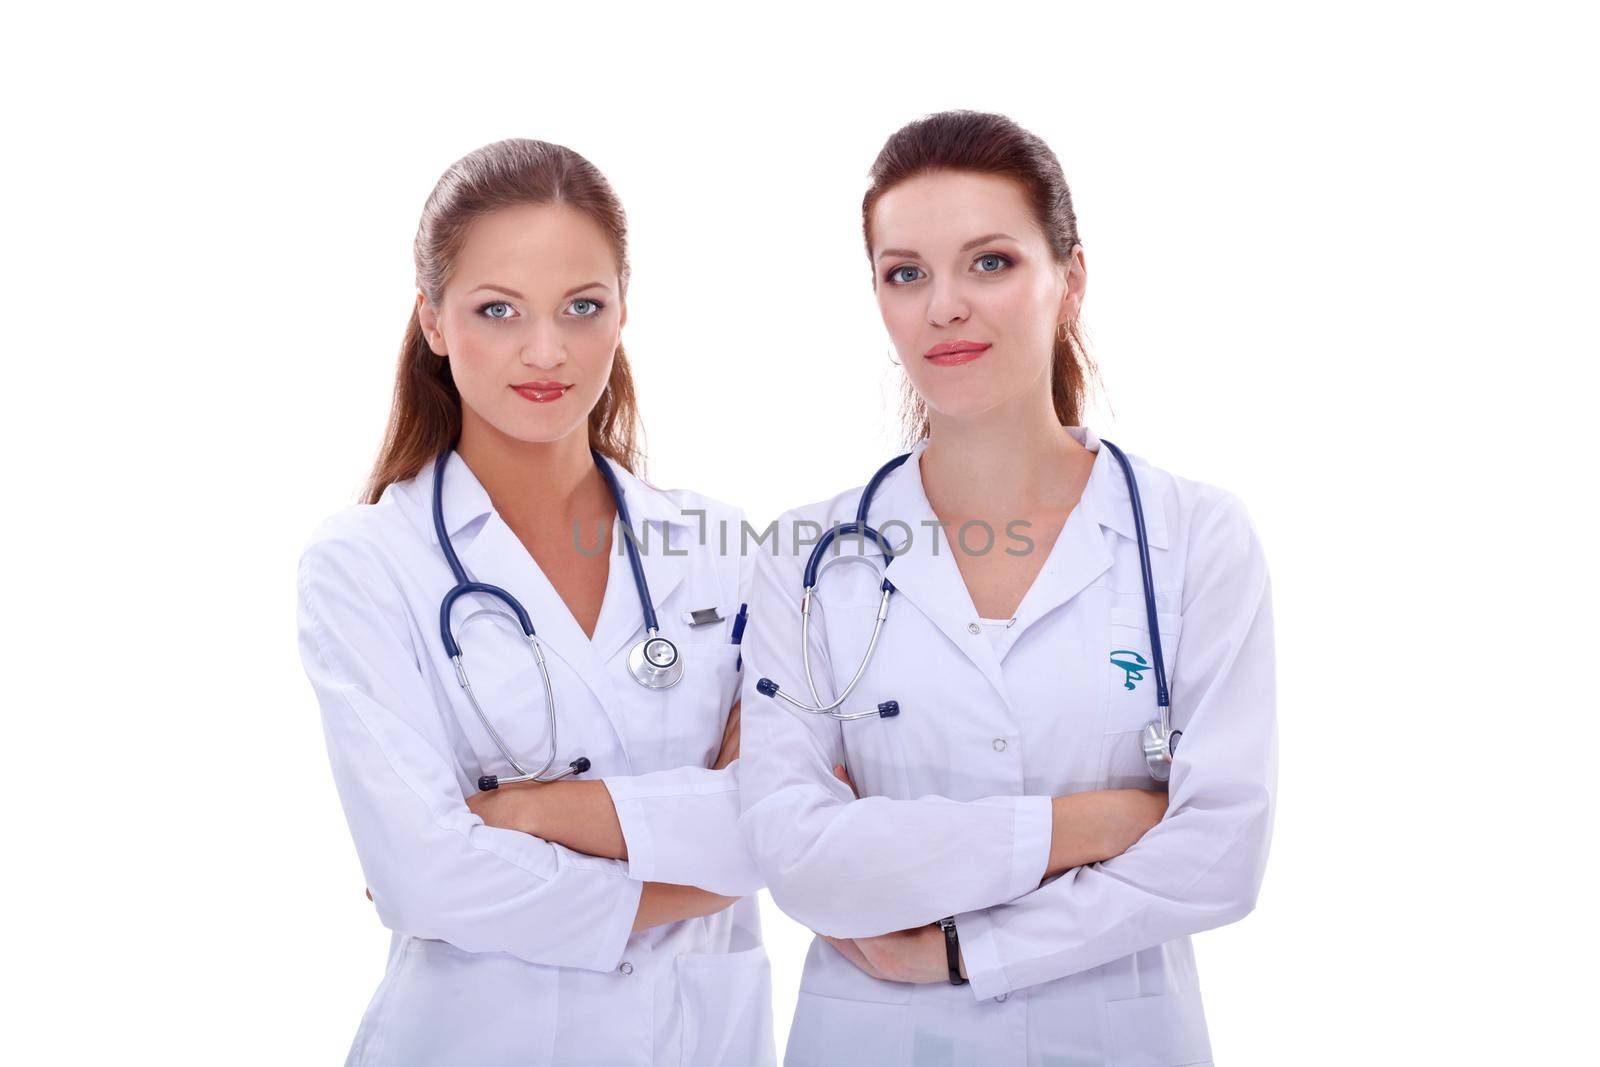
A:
975 616 1019 658
297 451 774 1066
739 425 1276 1067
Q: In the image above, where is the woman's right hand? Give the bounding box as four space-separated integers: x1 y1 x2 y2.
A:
633 881 738 932
711 700 741 770
1046 788 1169 877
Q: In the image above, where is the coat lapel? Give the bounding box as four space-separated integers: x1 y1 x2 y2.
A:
866 445 1013 706
989 426 1172 646
587 457 693 667
1080 425 1169 551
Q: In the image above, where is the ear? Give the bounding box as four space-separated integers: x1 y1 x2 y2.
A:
618 299 628 332
1057 244 1088 326
416 291 448 356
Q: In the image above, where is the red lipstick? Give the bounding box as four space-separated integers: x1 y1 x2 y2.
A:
923 340 991 367
511 381 572 403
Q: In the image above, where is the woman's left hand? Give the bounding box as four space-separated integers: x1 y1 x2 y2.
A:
824 924 963 984
467 781 543 834
816 762 965 984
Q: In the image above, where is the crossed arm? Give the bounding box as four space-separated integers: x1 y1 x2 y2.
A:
451 700 745 932
814 764 1170 983
729 492 1275 993
462 725 1165 950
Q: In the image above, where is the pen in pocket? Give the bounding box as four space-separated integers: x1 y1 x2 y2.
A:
731 602 749 669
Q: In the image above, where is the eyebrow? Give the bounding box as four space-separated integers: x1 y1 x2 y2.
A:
470 281 613 300
875 232 1019 261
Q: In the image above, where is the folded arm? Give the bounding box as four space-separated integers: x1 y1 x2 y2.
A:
954 492 1278 999
467 529 764 909
298 538 642 972
738 523 1069 937
471 699 758 913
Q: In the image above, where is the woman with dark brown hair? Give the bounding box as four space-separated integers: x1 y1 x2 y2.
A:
296 139 773 1066
740 111 1277 1065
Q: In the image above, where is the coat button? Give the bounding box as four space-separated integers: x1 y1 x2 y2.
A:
995 993 1009 1003
967 622 981 635
992 738 1007 752
619 961 634 975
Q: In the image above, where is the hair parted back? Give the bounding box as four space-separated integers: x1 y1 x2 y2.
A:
861 110 1100 445
362 138 643 504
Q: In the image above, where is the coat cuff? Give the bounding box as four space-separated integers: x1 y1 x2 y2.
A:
1005 795 1053 902
602 766 761 894
604 774 665 882
952 905 1007 1000
547 850 643 973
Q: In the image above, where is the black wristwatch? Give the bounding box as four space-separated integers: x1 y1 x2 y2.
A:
936 917 967 985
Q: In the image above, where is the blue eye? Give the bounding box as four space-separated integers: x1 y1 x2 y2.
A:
479 301 515 320
570 298 603 317
886 265 922 285
975 253 1012 274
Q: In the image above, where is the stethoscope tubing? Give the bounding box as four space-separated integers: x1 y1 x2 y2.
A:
1098 439 1171 720
755 438 1178 775
431 444 677 788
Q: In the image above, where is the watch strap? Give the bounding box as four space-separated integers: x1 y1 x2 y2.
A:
937 916 967 985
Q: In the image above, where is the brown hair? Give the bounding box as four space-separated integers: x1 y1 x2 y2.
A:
362 138 643 504
861 110 1101 445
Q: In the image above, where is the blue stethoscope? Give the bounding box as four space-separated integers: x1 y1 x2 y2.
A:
755 438 1180 781
432 446 683 791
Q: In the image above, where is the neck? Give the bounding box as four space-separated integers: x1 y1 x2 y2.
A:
455 415 609 530
920 370 1089 517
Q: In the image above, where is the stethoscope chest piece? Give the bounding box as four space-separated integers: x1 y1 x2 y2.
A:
1142 721 1181 782
629 632 684 689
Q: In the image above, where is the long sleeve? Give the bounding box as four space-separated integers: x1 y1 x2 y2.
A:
955 490 1278 1000
297 533 643 973
602 508 766 897
603 765 759 896
738 515 1052 938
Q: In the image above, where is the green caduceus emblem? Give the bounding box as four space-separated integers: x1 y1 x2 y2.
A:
1109 649 1149 690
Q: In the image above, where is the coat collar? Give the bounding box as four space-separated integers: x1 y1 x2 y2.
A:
854 426 1168 705
1073 425 1169 551
423 449 691 542
413 450 695 763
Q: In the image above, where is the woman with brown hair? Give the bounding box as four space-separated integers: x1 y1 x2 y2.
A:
296 139 773 1065
740 111 1277 1065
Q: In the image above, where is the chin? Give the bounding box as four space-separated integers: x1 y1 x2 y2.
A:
917 384 1012 423
485 409 589 447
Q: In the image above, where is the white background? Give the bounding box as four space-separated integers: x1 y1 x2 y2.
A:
5 2 1594 1063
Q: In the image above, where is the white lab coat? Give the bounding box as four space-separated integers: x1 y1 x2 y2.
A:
739 426 1276 1067
296 451 775 1067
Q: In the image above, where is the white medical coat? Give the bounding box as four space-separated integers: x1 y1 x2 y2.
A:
296 451 775 1067
739 426 1276 1067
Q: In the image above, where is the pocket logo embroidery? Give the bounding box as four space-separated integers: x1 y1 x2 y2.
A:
1109 649 1149 690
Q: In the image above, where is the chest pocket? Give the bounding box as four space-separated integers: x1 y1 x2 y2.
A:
1102 597 1184 787
654 642 742 771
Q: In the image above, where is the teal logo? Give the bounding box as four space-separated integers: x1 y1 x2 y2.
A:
1110 649 1149 690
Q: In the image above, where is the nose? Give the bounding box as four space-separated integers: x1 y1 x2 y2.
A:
519 320 567 370
925 280 969 328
